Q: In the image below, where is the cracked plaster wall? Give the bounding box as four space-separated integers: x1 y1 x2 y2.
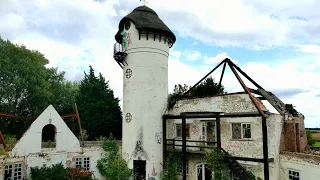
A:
0 146 104 180
166 94 283 180
0 106 105 179
280 152 320 180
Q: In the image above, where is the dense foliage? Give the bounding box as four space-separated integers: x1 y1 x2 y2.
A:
97 137 132 180
76 66 122 140
160 150 182 180
204 148 230 180
30 163 96 180
168 77 227 108
0 37 122 140
306 130 316 146
0 37 78 138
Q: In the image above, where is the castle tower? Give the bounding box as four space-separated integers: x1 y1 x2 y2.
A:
113 6 176 179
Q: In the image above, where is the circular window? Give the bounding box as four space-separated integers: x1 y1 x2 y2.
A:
125 21 131 30
126 68 132 79
125 113 132 123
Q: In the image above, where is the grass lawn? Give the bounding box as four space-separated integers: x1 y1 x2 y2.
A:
313 141 320 147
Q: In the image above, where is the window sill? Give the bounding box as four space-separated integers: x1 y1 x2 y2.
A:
230 139 254 141
175 137 192 140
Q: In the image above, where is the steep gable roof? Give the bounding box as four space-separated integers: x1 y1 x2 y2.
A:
12 105 80 156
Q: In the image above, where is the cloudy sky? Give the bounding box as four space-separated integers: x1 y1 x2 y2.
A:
1 0 320 127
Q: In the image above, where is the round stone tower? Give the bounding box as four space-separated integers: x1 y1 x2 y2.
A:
113 5 176 180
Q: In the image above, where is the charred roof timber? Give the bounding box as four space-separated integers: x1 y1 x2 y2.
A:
114 6 176 46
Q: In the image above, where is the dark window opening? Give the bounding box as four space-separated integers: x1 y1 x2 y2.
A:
133 160 146 180
42 124 56 148
176 124 190 138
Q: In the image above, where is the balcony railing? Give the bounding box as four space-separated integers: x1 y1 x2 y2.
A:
113 42 127 68
166 139 216 152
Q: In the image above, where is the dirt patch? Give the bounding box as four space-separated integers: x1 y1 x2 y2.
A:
312 133 320 141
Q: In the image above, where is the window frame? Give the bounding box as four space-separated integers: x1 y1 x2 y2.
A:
288 169 300 180
4 162 23 180
175 123 191 138
75 156 91 171
230 123 253 140
177 159 189 175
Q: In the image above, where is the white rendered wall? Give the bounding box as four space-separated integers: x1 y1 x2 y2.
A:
121 21 170 179
0 146 104 180
167 94 283 179
11 105 81 156
280 152 320 180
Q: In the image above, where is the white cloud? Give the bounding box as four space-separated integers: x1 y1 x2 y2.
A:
184 49 202 61
203 52 238 65
1 0 320 128
299 45 320 54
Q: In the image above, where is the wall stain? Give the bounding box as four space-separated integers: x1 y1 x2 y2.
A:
131 127 149 160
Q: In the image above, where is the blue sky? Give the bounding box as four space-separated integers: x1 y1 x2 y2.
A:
1 0 320 127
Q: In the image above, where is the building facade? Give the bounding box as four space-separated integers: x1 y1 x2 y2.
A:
0 105 105 180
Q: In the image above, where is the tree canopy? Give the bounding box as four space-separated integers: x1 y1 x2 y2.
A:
168 77 227 108
0 37 79 137
0 36 122 141
76 66 122 140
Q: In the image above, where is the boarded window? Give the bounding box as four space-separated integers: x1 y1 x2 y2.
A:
176 124 190 138
232 123 252 139
232 123 242 139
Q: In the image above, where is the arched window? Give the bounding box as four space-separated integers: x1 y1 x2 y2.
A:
42 124 56 148
196 163 213 180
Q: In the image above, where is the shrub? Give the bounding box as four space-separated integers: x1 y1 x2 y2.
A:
160 150 182 180
30 163 96 180
306 130 316 146
97 137 132 180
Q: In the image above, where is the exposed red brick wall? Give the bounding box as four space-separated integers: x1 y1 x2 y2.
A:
284 122 297 151
280 118 310 152
298 120 309 152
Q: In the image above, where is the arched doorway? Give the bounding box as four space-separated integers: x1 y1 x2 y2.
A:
42 124 56 148
196 163 213 180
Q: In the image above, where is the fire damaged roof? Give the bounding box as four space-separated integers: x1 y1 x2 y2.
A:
115 6 176 44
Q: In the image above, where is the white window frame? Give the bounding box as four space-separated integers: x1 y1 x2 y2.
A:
230 123 252 140
177 159 189 175
75 156 91 171
288 169 300 180
195 162 213 180
4 162 23 180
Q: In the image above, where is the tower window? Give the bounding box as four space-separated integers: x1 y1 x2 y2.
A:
125 113 132 123
125 21 131 30
126 68 132 79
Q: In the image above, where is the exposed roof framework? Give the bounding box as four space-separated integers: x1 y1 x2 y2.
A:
178 58 296 117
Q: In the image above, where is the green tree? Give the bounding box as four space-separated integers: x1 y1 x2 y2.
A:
0 37 78 138
97 137 132 180
205 148 230 180
168 77 227 109
76 66 122 140
306 130 316 146
30 162 97 180
160 150 182 180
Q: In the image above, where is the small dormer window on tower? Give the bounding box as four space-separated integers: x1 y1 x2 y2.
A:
125 21 131 30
